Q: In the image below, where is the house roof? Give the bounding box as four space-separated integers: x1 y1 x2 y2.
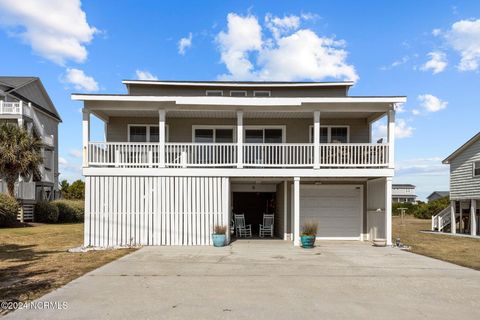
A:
392 184 416 188
0 76 61 121
443 132 480 164
427 191 450 199
121 80 356 87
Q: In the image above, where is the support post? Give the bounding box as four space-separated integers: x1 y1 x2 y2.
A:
385 177 393 245
82 109 90 167
451 201 456 234
237 111 243 168
387 108 395 169
283 180 288 240
222 177 231 244
158 109 166 167
471 200 477 236
313 111 320 169
293 177 300 246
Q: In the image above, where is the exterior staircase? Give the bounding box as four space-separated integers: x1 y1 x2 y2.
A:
431 205 459 232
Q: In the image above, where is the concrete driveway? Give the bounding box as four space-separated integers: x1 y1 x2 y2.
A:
5 240 480 320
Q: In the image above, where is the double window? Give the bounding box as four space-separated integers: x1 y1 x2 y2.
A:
309 126 349 143
128 125 168 142
193 126 235 143
245 127 284 143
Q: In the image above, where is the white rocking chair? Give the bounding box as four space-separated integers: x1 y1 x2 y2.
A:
234 214 252 238
259 214 274 237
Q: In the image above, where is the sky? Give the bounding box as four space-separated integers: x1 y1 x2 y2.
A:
0 0 479 200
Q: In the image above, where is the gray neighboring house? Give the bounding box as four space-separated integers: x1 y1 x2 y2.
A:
432 132 480 236
392 184 417 203
0 76 61 220
427 191 449 202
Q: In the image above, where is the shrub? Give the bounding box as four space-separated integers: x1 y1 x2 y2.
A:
0 193 19 227
301 221 318 236
413 196 450 219
213 225 227 234
51 200 84 222
34 201 59 223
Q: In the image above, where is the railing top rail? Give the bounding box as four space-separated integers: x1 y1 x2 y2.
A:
90 141 389 146
89 141 160 145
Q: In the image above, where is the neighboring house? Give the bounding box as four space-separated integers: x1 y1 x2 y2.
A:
0 76 61 220
427 191 449 202
432 132 480 236
72 80 405 247
392 184 417 203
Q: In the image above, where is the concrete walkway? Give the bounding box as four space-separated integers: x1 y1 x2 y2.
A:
5 240 480 320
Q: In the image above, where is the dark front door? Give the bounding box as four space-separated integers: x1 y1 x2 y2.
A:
232 192 276 236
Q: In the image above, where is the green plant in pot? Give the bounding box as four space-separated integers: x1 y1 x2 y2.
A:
300 221 318 248
212 225 227 247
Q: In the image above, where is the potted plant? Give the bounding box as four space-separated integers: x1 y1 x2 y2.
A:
212 225 227 247
300 221 318 249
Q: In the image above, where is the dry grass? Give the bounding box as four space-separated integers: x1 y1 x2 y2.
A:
393 216 480 270
0 224 134 309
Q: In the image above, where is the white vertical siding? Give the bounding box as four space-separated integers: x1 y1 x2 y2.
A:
84 176 229 247
366 179 386 240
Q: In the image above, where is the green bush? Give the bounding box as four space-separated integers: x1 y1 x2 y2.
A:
0 193 19 227
34 201 59 223
51 200 84 222
413 196 450 219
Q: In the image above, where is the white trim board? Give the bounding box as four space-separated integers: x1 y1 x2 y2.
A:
122 80 355 87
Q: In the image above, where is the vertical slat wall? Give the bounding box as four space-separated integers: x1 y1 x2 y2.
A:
84 176 229 247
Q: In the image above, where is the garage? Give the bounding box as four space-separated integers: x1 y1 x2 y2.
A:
300 185 363 240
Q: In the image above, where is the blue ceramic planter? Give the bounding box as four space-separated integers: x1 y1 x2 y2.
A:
300 235 316 248
212 234 226 247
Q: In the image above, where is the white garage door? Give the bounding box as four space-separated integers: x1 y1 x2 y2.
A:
300 185 362 240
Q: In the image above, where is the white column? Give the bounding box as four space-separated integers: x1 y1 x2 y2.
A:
313 111 320 169
222 177 231 244
470 200 477 236
237 111 243 168
283 180 288 240
385 177 393 245
387 108 395 169
82 109 90 167
293 177 300 246
451 201 456 234
103 120 108 142
158 109 166 167
18 101 24 128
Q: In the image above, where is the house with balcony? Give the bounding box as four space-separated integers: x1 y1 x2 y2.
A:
432 132 479 236
72 80 405 247
392 184 417 204
0 76 61 220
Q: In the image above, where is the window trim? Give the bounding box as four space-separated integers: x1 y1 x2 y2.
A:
230 90 247 97
127 124 169 142
205 90 223 96
473 161 480 177
192 125 236 143
244 125 286 143
308 125 350 143
253 90 271 97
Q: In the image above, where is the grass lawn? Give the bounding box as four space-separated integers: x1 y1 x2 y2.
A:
0 224 134 310
393 215 480 270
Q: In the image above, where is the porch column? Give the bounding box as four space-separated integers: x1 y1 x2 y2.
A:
17 101 24 128
293 177 300 246
385 177 392 245
82 109 90 167
471 200 477 236
283 180 288 240
313 111 320 169
103 120 108 142
451 201 456 234
237 111 243 168
387 108 395 169
158 109 166 167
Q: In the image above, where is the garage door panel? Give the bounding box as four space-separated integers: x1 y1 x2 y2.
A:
300 185 361 239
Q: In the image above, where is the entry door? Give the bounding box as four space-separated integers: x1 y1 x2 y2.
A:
300 185 362 240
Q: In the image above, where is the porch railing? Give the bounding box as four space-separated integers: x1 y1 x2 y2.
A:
87 142 390 168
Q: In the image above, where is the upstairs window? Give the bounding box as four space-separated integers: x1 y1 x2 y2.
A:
474 161 480 177
193 127 234 143
254 91 271 97
206 90 223 96
230 90 247 97
128 125 168 142
309 126 347 143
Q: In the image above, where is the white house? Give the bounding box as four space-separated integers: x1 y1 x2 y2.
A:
432 132 480 236
392 184 417 203
72 80 405 246
0 77 61 220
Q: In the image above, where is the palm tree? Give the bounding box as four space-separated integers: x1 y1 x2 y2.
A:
0 123 43 197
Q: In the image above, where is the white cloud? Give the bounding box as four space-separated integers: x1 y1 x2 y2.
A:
69 149 82 158
395 157 449 176
420 51 447 74
444 19 480 71
373 118 414 140
418 94 447 112
59 156 68 166
63 68 99 92
135 70 158 80
432 28 442 37
216 13 358 82
178 32 193 55
412 109 420 116
0 0 97 65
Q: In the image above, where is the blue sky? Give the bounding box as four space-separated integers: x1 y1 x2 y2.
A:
0 0 479 200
